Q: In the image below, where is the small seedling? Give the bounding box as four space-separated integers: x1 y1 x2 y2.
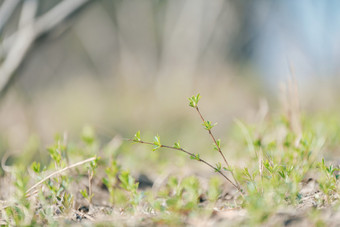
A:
131 94 243 194
103 160 121 204
80 157 99 206
317 158 340 203
119 171 142 208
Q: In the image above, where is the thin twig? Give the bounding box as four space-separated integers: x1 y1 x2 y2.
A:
25 156 96 196
88 169 93 204
130 139 243 194
195 106 241 189
0 0 21 34
0 0 37 94
0 0 90 94
1 151 13 173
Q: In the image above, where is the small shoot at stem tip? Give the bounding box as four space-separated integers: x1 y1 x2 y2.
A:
188 93 201 108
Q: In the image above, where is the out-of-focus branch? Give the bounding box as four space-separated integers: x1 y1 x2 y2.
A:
0 0 37 95
0 0 90 95
19 0 37 27
34 0 90 37
0 0 21 34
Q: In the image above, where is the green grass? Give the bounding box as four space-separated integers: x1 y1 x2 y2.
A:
0 93 339 226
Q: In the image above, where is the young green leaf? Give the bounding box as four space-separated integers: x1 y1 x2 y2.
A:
31 161 41 173
213 139 221 151
153 135 161 151
134 130 141 142
119 171 139 192
215 162 222 172
80 189 88 199
47 146 62 166
190 154 200 160
243 167 252 180
278 170 286 179
202 121 217 130
263 159 272 172
174 141 181 149
188 94 201 108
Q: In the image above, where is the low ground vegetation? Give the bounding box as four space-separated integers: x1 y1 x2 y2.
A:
0 94 339 226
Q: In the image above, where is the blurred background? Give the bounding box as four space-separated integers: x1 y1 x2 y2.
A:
0 0 340 169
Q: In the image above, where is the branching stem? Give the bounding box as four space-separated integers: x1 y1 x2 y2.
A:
130 139 243 194
195 106 241 190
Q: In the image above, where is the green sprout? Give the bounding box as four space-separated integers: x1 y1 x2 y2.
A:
202 120 217 131
188 94 201 108
213 139 221 151
215 162 222 172
134 130 141 142
174 141 181 149
190 154 200 161
153 135 162 151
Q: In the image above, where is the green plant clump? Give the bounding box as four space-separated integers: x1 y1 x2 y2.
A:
132 94 340 225
0 94 339 226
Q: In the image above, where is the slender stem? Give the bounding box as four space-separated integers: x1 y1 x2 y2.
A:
88 169 93 204
26 156 96 196
130 139 243 194
195 107 241 190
